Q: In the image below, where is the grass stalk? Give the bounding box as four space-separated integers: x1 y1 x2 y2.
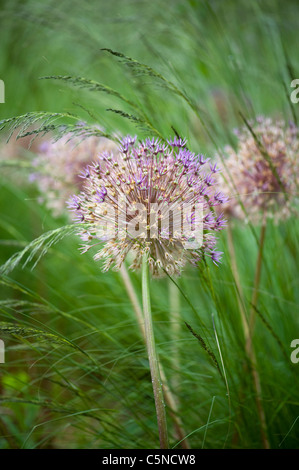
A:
168 278 181 390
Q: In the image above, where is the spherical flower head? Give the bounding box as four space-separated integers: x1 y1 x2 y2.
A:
218 116 299 223
68 136 227 277
30 133 118 217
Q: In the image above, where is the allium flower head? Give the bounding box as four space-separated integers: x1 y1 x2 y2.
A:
218 116 299 222
68 136 227 277
30 133 118 217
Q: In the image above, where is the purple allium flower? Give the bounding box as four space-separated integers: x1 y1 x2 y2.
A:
69 136 227 277
167 137 187 148
118 135 137 153
211 250 223 266
30 133 118 217
217 116 299 222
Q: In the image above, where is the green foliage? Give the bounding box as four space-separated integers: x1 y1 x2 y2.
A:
0 0 299 450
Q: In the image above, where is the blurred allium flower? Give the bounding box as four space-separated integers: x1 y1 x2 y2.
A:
68 136 227 277
0 132 46 160
218 116 299 222
30 134 118 217
0 134 45 182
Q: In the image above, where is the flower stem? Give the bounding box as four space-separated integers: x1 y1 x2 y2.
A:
245 212 269 449
227 223 249 342
227 215 270 449
120 264 190 448
142 255 169 449
246 211 267 353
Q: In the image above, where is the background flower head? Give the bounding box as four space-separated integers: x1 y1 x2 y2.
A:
217 116 299 223
30 133 118 217
0 133 45 184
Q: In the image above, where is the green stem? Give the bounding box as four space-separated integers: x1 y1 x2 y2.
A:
227 223 249 342
246 211 267 353
227 219 270 449
120 264 190 448
228 213 269 449
203 226 268 448
142 255 169 449
245 211 269 449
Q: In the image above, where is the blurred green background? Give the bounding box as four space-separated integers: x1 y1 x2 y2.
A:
0 0 299 449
